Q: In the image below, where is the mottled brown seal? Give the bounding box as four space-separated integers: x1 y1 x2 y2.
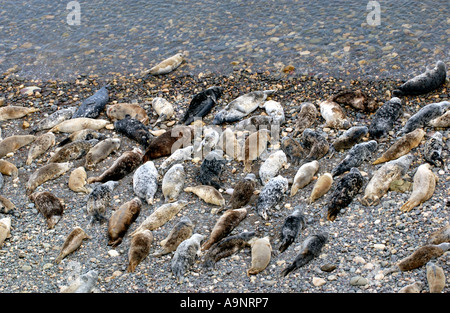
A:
26 162 73 196
395 243 450 272
127 229 153 273
372 128 425 165
201 207 248 251
26 132 56 165
55 227 91 264
106 103 149 125
0 159 18 180
85 138 121 170
153 216 194 257
108 197 142 247
426 262 446 293
87 148 143 184
29 191 65 229
0 134 35 158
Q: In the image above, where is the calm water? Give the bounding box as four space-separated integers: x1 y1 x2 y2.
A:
0 0 448 80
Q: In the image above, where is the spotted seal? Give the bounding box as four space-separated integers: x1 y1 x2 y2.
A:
171 233 204 283
26 162 73 196
400 163 438 212
227 173 257 211
133 161 159 205
256 175 289 220
85 138 121 170
331 90 377 112
212 90 276 125
300 128 329 162
393 61 447 97
48 139 98 164
278 209 306 253
72 86 109 119
281 232 328 277
26 132 56 165
30 107 76 134
181 86 223 125
127 229 153 273
162 164 185 203
319 99 351 130
399 101 450 135
259 150 288 185
331 126 368 152
86 180 119 224
292 102 318 137
0 134 35 158
426 262 445 293
114 115 153 149
326 167 364 221
331 140 377 177
152 216 195 257
368 97 403 139
198 149 227 189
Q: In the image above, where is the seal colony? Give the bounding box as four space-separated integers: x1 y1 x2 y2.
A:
0 58 448 294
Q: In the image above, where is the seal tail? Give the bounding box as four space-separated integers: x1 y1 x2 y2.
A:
400 199 420 213
372 156 388 165
280 263 296 277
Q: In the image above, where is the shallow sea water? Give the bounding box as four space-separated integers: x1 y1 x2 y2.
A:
0 0 449 80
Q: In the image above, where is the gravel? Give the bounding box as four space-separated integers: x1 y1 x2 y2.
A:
0 68 449 294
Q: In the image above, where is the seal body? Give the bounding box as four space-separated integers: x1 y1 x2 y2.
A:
145 52 185 76
290 160 319 196
86 180 119 224
424 131 444 167
87 148 143 184
242 129 271 172
400 163 438 212
281 232 328 277
430 110 450 128
259 150 287 185
426 262 446 293
332 140 378 177
368 97 403 139
393 61 447 96
133 161 159 205
264 100 285 125
142 126 193 161
30 107 76 134
400 101 450 135
127 229 153 273
0 105 39 121
0 217 11 248
256 175 289 220
152 97 174 125
301 129 329 161
203 231 256 268
106 103 149 125
85 138 121 170
201 207 248 251
61 270 98 293
360 154 414 206
212 90 275 124
48 139 97 164
229 174 257 211
309 173 333 203
235 115 273 132
58 129 106 147
0 196 16 214
159 145 193 175
26 132 56 165
331 90 377 112
332 126 368 152
327 167 364 221
292 102 317 137
50 118 109 133
108 197 142 247
247 236 272 275
171 233 204 282
280 137 304 165
0 134 35 158
72 86 109 119
182 86 223 125
198 150 226 189
162 164 185 202
372 128 425 165
130 200 189 235
278 209 306 253
397 243 450 271
0 159 18 180
184 185 225 208
319 99 350 129
114 115 152 149
399 282 423 293
68 166 91 194
153 216 195 257
55 227 90 264
428 224 450 245
26 162 72 195
29 191 65 229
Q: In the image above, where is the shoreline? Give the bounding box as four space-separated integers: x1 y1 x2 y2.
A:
0 67 449 294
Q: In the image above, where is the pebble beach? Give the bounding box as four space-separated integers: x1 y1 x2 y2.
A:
0 63 449 297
